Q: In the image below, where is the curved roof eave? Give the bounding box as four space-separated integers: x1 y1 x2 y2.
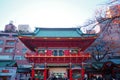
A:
19 27 97 38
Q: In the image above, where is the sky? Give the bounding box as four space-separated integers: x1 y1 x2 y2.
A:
0 0 108 31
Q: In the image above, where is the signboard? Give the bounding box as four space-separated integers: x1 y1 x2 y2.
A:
0 67 17 76
2 70 9 73
71 64 81 69
34 64 45 69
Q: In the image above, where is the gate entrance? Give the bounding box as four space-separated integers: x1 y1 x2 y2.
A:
49 68 67 79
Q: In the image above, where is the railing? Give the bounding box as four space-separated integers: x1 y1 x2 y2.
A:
25 50 91 63
25 50 91 58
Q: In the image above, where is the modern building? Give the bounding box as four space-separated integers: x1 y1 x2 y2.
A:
0 23 31 80
18 24 31 32
19 28 97 80
4 21 16 33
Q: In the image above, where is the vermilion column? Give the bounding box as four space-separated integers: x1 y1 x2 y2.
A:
81 68 85 80
69 69 72 80
31 68 35 80
35 78 38 80
44 69 47 80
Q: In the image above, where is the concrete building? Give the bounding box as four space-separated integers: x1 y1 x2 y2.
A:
18 24 31 33
4 21 16 33
0 24 31 80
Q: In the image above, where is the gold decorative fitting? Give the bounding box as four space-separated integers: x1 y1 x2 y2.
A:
43 37 48 39
69 38 73 39
87 54 91 57
56 37 60 39
94 36 97 38
18 36 22 38
32 37 34 39
82 37 85 39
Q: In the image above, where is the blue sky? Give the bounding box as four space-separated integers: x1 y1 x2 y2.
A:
0 0 108 31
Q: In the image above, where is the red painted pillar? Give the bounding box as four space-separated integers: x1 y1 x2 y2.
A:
69 69 72 80
31 68 35 80
81 68 85 80
44 69 47 80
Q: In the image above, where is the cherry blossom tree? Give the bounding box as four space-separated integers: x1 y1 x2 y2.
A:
84 0 120 62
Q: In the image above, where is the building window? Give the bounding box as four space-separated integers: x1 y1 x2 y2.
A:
21 56 25 60
38 49 46 54
22 48 27 54
6 40 15 45
0 48 2 53
14 55 21 60
53 50 57 56
59 50 64 56
0 34 9 38
0 55 12 60
70 49 78 54
14 55 25 60
4 48 14 53
0 40 4 45
53 50 64 56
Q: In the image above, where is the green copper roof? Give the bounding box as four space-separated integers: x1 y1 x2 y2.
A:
19 28 96 37
0 60 17 67
108 59 120 65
